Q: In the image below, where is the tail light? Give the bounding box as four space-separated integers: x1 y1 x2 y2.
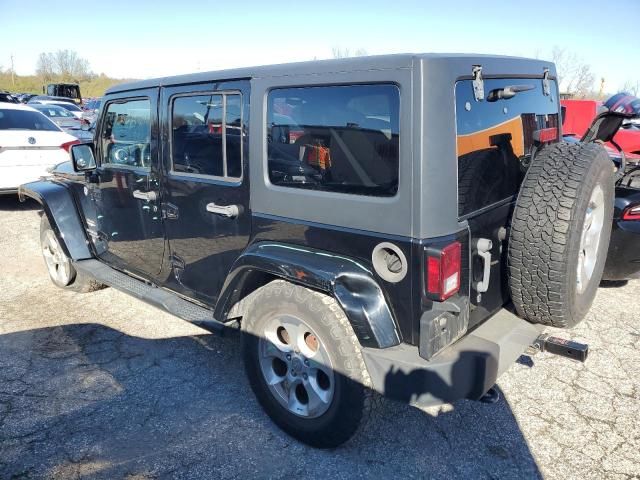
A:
425 241 462 301
60 140 80 153
622 204 640 220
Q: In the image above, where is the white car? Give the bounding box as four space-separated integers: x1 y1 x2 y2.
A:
0 103 78 194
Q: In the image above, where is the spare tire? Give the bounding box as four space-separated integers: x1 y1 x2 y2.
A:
508 142 614 328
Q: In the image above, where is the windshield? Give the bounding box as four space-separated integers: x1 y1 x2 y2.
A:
32 105 75 118
0 109 60 131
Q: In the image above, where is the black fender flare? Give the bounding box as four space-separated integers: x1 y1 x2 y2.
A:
215 242 401 349
19 180 92 260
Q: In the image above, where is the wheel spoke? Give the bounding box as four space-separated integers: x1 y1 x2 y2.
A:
262 331 291 361
287 379 306 415
305 372 332 414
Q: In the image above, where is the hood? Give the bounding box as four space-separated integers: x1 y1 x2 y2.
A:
581 93 640 144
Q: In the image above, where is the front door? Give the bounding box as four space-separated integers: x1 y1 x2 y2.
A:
160 80 251 305
92 89 165 278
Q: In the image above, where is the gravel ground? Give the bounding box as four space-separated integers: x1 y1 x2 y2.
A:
0 196 639 480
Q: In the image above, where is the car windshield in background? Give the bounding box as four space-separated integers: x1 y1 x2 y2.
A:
0 109 60 131
32 105 75 118
57 103 81 112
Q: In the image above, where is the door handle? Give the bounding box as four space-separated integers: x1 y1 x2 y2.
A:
132 190 157 202
472 238 493 293
206 202 240 219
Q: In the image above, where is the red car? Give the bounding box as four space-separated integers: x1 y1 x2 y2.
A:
562 96 640 282
562 98 640 160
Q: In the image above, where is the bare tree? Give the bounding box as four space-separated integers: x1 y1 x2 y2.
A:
551 46 595 98
620 80 640 96
331 47 368 59
36 49 91 82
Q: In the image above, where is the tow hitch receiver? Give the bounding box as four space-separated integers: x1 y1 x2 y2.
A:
526 334 589 362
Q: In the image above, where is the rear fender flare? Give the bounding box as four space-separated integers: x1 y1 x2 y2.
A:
215 242 401 349
19 180 92 260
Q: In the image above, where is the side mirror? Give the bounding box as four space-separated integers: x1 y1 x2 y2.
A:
71 143 97 172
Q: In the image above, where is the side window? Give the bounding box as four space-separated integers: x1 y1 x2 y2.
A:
456 78 559 217
101 99 151 169
171 93 243 179
267 84 400 197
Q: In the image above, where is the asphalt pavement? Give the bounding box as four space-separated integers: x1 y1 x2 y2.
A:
0 196 638 479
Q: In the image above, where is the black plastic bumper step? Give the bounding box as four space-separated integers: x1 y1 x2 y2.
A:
74 259 225 333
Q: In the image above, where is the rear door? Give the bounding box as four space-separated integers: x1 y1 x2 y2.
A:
92 89 165 279
160 80 251 306
456 77 560 327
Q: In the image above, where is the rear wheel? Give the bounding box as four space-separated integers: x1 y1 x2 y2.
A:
508 142 614 328
40 216 104 293
241 280 374 448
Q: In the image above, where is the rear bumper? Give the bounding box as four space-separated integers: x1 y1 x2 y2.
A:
0 188 18 195
362 308 542 407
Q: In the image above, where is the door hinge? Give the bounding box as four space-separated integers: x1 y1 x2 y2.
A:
162 202 179 220
472 65 484 101
542 67 551 97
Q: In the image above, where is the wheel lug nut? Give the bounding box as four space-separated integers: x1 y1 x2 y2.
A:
304 360 309 367
286 354 291 361
291 370 297 376
303 373 308 380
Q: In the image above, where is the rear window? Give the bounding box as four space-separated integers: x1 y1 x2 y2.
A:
57 103 81 112
267 84 400 197
33 106 74 118
456 78 559 217
0 109 60 131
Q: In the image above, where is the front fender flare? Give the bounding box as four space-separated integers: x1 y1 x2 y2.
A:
19 180 92 260
215 242 401 349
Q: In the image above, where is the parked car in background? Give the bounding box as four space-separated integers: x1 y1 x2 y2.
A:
30 104 93 141
562 95 640 282
82 97 102 124
562 98 640 158
29 97 84 119
0 91 19 103
44 83 82 105
0 103 78 194
16 93 37 104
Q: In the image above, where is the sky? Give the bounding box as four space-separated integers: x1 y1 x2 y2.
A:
1 0 639 92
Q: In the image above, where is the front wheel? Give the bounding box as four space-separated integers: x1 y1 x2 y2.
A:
40 216 104 293
241 280 375 448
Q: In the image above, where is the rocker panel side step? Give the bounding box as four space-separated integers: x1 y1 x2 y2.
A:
73 259 225 333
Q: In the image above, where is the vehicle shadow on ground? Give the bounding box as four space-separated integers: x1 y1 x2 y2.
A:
0 196 40 211
0 324 542 479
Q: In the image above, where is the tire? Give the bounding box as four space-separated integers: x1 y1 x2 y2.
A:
40 216 105 293
508 142 614 328
241 280 375 448
458 148 522 217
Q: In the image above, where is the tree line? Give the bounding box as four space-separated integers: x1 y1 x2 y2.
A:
0 49 132 98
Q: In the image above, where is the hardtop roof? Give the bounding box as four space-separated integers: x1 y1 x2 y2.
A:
106 53 555 94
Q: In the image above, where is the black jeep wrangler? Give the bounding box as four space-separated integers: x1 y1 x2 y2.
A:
21 54 615 448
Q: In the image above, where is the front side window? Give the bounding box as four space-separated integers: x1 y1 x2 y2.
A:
171 93 243 179
101 99 151 169
267 84 400 197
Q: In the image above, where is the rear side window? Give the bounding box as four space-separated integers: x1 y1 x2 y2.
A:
171 93 243 179
267 84 400 197
0 109 60 131
101 99 151 169
456 78 559 217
